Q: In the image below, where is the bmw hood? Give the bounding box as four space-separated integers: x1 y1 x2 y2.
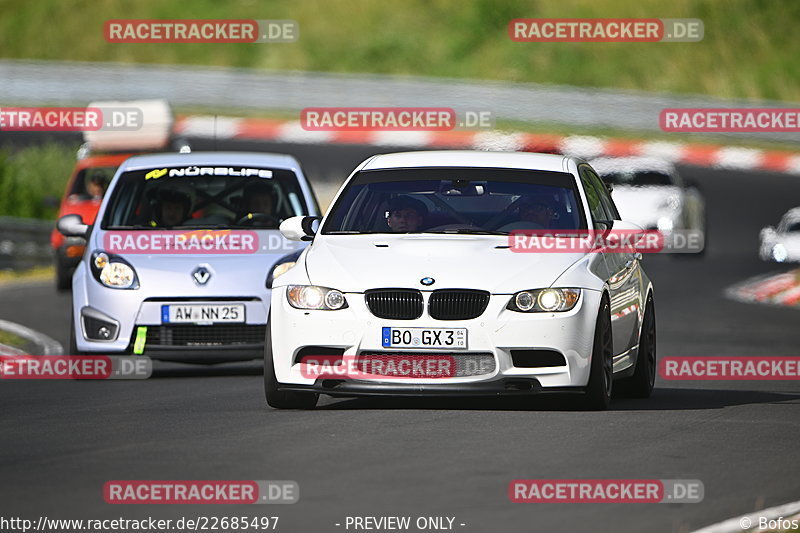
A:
611 186 682 228
304 234 590 294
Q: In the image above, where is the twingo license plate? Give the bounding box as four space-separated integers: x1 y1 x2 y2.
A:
382 327 467 349
161 304 245 324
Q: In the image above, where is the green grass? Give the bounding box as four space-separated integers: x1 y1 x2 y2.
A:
0 265 54 285
0 144 79 219
0 0 799 101
0 329 28 350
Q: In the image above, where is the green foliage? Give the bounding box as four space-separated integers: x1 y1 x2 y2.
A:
0 144 78 219
0 0 798 101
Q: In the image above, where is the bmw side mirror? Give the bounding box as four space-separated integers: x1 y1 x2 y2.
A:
57 214 90 238
280 216 320 241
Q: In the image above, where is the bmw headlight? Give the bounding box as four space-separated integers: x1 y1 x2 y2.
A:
507 288 580 313
772 243 788 263
90 252 139 289
287 285 348 310
656 216 675 232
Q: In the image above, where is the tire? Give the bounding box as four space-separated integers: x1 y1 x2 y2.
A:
264 316 318 410
582 296 613 411
616 295 656 398
55 255 73 292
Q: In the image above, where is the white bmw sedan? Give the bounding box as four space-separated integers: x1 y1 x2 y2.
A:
265 151 655 410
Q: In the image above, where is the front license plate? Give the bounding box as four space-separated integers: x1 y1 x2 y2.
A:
161 304 245 324
381 327 467 349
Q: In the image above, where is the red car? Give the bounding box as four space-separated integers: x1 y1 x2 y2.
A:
51 153 131 290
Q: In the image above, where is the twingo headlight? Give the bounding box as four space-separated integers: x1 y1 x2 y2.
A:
287 285 348 310
90 251 139 289
507 288 580 313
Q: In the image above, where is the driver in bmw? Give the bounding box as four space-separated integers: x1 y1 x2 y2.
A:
386 195 427 232
518 195 558 229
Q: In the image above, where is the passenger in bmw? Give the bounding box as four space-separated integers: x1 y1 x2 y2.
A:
386 195 428 232
518 195 559 229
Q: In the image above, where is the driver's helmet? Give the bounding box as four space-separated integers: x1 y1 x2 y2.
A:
89 171 109 188
151 186 193 224
387 195 428 217
242 180 276 214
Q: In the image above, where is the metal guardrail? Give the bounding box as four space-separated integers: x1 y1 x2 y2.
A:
1 59 799 143
0 216 53 271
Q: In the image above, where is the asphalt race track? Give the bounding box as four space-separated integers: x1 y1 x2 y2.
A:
1 136 799 532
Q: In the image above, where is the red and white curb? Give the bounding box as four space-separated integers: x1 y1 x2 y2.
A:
175 116 800 174
725 269 800 308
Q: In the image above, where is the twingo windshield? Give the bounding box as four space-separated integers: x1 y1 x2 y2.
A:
321 167 586 235
102 166 310 230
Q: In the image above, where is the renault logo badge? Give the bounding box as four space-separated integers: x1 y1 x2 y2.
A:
192 266 211 285
421 277 435 286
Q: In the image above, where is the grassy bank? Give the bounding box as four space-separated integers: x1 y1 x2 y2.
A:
0 144 78 219
1 0 798 102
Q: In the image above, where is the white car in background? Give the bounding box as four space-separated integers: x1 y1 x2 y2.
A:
590 157 706 252
265 151 656 410
760 207 800 263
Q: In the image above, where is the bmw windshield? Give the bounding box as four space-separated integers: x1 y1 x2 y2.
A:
102 166 311 230
322 167 586 235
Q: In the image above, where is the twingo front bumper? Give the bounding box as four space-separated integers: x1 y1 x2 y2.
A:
71 263 271 362
269 286 603 397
